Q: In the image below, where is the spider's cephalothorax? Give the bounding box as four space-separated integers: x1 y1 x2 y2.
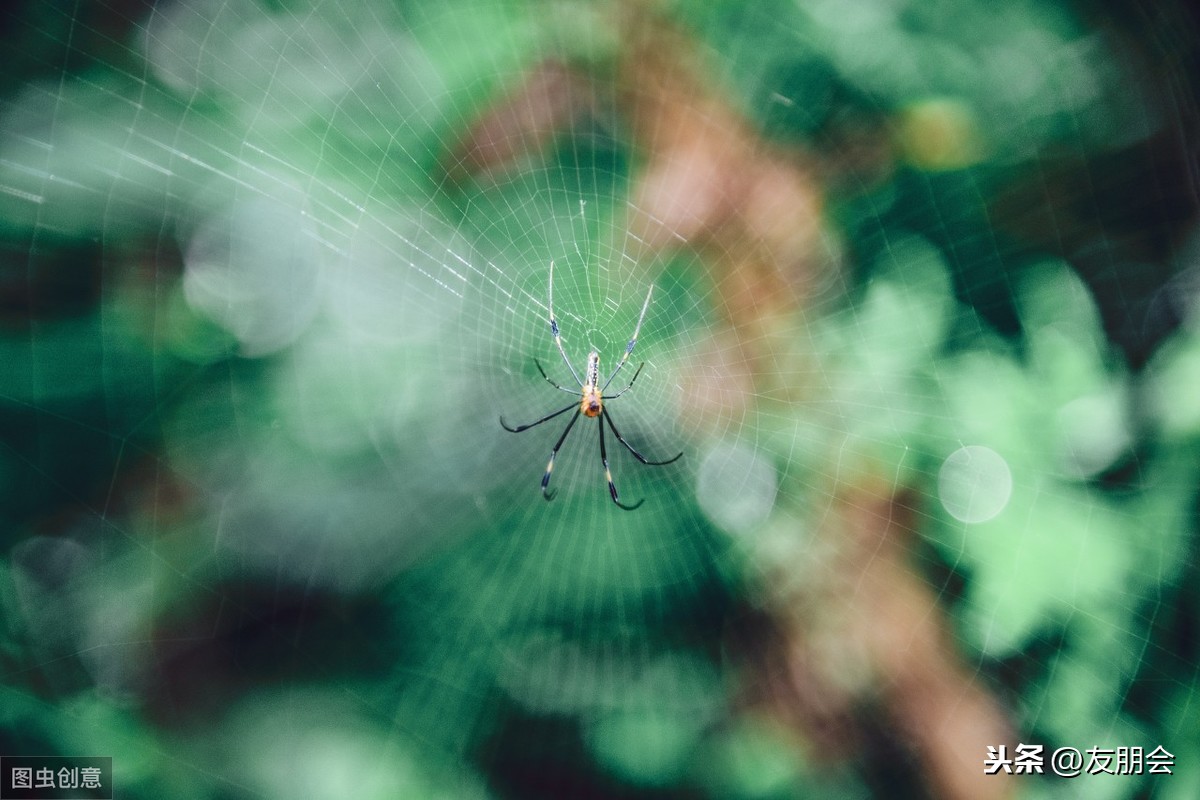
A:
500 262 682 510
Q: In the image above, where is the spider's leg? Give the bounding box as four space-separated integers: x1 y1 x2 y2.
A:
601 282 654 392
601 362 644 400
535 358 582 396
541 409 582 501
500 402 577 433
548 261 584 387
603 410 683 466
599 410 643 510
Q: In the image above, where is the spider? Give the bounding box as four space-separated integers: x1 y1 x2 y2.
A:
500 262 683 510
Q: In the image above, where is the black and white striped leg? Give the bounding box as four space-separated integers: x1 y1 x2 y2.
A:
599 409 643 510
541 408 582 501
601 283 654 392
548 261 584 387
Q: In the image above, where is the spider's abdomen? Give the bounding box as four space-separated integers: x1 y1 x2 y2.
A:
581 390 603 418
585 351 601 389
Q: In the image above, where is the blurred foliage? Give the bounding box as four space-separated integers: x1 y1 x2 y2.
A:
1 1 1199 799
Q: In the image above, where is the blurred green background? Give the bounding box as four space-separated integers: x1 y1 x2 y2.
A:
2 1 1200 798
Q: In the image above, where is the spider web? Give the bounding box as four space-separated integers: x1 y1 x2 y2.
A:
1 1 1198 799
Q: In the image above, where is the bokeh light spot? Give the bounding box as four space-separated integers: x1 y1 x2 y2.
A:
937 445 1012 524
697 442 778 535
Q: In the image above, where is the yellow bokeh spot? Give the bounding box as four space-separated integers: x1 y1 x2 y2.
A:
898 98 984 171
